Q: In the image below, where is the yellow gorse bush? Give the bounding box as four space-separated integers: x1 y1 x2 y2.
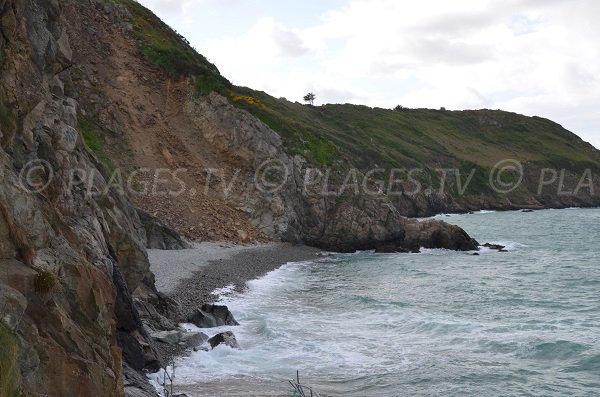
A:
230 93 266 108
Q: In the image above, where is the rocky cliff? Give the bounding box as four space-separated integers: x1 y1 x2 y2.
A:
3 0 592 395
0 1 185 395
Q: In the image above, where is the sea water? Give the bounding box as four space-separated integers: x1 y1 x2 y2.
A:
161 208 600 396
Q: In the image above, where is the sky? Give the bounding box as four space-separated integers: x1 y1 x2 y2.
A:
139 0 600 148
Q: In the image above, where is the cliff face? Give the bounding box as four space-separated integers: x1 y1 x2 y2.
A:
0 1 476 395
47 0 597 254
0 1 182 395
35 0 475 254
3 0 593 395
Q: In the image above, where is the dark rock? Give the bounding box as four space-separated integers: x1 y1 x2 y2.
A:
151 330 183 345
498 249 509 252
179 332 208 349
137 209 191 250
404 221 479 251
374 245 409 254
208 331 239 350
482 243 506 250
133 298 176 332
117 331 146 372
522 209 535 213
123 364 160 397
187 304 239 328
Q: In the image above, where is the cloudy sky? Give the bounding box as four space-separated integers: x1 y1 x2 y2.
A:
139 0 600 148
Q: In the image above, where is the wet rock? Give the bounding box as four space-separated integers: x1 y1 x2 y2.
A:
404 220 479 252
133 298 176 331
482 243 506 250
374 245 409 254
123 364 160 397
187 304 239 328
179 332 208 349
208 331 239 350
151 330 183 345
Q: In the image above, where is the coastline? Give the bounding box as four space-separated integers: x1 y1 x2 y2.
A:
149 242 321 318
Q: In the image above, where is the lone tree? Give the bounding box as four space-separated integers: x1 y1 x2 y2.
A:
303 92 316 105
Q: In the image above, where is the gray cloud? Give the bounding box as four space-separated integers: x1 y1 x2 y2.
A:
407 38 493 65
272 26 309 57
317 86 364 104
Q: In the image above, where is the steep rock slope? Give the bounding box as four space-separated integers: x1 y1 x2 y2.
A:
0 1 184 395
0 1 480 396
55 0 478 252
58 0 598 251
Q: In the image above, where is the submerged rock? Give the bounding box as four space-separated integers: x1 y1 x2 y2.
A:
482 243 506 250
208 331 239 350
374 245 410 254
187 304 239 328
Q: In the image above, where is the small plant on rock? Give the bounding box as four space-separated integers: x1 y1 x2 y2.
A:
34 270 56 294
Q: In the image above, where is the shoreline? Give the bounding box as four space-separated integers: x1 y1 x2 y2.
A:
147 242 321 365
415 204 600 220
149 242 321 318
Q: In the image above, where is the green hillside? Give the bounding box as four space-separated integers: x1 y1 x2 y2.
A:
118 0 600 196
230 87 599 170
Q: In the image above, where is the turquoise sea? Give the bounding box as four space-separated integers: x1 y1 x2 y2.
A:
165 208 600 396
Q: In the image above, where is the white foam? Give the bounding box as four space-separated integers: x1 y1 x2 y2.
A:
486 240 528 251
211 283 236 298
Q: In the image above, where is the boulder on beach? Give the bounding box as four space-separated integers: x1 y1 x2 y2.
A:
151 330 184 345
208 331 240 350
187 304 239 328
180 332 209 349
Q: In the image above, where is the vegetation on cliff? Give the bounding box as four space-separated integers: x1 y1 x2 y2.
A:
115 0 231 95
113 0 600 202
232 88 600 192
0 324 19 397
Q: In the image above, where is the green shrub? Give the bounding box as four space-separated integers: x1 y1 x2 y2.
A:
34 270 56 294
78 118 115 172
117 0 230 95
306 137 339 166
0 324 20 396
